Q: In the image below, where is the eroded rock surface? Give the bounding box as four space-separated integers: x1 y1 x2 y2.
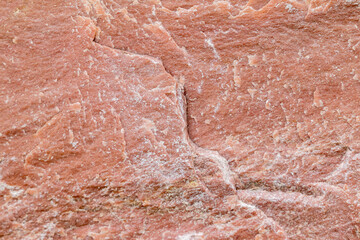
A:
1 0 360 239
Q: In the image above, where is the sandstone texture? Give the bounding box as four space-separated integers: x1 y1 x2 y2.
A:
1 0 360 239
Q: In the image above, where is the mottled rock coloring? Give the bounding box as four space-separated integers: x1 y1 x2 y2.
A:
1 0 360 239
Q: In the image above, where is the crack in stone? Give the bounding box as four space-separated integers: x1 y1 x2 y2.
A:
93 38 237 196
86 5 288 233
90 16 239 199
92 38 162 63
179 84 242 199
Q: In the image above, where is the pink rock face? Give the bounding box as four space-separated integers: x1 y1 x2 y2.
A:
1 0 360 239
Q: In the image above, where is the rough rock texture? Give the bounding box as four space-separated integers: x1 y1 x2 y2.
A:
1 0 360 239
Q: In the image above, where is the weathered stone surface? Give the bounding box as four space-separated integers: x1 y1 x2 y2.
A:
1 0 360 239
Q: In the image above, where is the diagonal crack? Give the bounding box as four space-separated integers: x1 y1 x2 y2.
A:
80 3 290 236
93 37 237 196
182 86 237 192
89 9 238 197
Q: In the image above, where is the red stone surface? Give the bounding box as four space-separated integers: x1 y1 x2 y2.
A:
1 0 360 239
